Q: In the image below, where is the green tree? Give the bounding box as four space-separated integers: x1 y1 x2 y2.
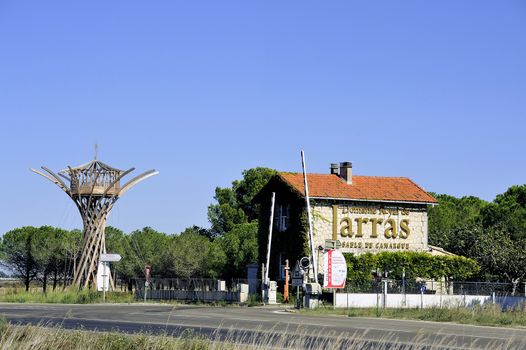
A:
472 228 526 284
127 227 170 278
105 226 141 291
182 225 215 241
481 185 526 239
208 167 276 236
62 229 81 288
1 227 39 291
428 193 487 249
32 226 75 292
219 222 259 278
206 167 275 279
234 167 277 221
161 229 226 278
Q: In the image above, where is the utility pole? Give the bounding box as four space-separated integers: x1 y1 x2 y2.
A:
284 259 290 303
301 150 318 283
264 192 276 287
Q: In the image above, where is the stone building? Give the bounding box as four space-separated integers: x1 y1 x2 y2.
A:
254 162 437 281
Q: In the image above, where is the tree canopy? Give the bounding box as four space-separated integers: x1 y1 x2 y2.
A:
207 167 276 236
428 184 526 283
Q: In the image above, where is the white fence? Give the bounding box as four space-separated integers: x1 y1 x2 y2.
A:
335 293 526 309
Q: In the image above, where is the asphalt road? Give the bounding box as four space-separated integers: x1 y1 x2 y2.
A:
1 303 525 349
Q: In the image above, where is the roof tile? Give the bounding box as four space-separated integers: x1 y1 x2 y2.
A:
278 172 437 204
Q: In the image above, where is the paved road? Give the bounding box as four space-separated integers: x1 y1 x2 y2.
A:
1 303 525 349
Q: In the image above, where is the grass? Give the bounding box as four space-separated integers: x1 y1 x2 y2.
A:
0 321 208 350
0 288 135 304
300 304 526 328
0 319 525 350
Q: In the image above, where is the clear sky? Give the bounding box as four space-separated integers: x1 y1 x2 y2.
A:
1 1 525 235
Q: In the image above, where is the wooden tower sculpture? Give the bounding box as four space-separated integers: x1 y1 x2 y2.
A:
32 155 158 289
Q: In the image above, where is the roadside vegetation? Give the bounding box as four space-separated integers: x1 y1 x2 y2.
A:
0 320 524 350
0 288 134 304
300 304 526 328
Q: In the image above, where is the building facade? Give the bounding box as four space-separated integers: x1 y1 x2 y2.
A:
254 162 437 281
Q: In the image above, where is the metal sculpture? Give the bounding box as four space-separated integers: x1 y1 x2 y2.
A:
32 156 158 289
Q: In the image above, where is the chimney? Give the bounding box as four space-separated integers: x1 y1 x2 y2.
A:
339 162 353 184
330 163 339 175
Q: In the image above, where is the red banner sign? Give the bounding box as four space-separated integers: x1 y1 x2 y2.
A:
323 249 347 289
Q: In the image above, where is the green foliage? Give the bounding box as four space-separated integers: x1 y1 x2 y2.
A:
207 167 275 277
127 227 170 276
1 227 39 290
428 185 526 283
344 251 479 283
105 226 139 289
1 226 80 291
219 222 259 278
0 288 133 304
345 252 377 286
428 193 487 249
161 230 226 278
234 167 277 221
481 185 526 240
471 228 526 282
208 167 276 236
208 187 247 236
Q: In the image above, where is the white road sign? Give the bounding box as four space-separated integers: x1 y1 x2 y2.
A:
291 261 304 287
100 253 122 262
96 262 110 292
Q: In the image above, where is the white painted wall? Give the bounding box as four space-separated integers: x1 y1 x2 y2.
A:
335 293 526 309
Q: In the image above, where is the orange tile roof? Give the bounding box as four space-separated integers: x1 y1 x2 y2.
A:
278 172 437 204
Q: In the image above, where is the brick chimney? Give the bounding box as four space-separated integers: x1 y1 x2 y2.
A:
339 162 352 184
330 163 339 175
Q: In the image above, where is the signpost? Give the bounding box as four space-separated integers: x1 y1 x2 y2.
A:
100 253 122 262
144 265 152 302
99 253 122 302
284 259 290 303
291 261 304 309
324 239 341 251
291 262 304 287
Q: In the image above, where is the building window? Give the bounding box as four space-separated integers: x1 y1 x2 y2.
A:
276 203 290 232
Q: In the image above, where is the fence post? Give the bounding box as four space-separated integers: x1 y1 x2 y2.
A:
376 285 380 314
346 284 349 311
402 273 406 308
383 279 388 309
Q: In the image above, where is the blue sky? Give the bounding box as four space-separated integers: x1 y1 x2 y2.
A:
1 1 525 235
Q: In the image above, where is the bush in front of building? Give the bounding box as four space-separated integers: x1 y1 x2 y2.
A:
343 251 480 286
